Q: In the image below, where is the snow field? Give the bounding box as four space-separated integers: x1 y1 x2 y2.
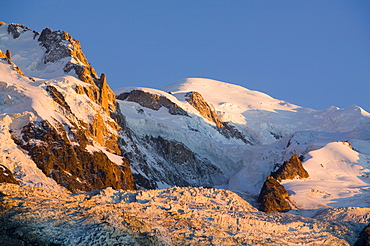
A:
283 141 370 209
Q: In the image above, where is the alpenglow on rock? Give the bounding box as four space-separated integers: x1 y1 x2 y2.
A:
0 22 134 192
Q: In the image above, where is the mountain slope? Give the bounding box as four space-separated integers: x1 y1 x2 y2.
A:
0 22 134 192
116 78 370 200
1 21 370 245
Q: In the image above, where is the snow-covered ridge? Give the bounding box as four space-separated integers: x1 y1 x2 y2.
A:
116 77 370 207
117 78 370 146
163 78 300 113
0 22 134 192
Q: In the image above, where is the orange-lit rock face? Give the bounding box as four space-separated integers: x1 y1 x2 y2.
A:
0 24 133 193
272 154 309 181
38 27 117 113
0 164 19 185
185 91 223 128
258 175 291 213
0 49 25 77
20 120 134 193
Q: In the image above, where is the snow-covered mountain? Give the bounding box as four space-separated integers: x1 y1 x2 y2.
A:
1 21 370 245
116 77 370 210
0 22 134 192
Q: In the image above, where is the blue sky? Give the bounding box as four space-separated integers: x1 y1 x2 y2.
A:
2 1 370 111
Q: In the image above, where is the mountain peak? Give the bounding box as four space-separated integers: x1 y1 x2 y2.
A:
161 77 300 127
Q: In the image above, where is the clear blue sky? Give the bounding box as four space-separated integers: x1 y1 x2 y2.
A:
1 1 370 111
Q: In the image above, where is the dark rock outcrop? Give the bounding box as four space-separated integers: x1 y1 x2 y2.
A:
218 122 252 144
117 90 189 116
272 154 309 181
7 23 30 39
124 135 226 190
355 223 370 246
258 176 291 213
0 165 19 185
46 85 73 114
20 120 134 193
38 28 88 64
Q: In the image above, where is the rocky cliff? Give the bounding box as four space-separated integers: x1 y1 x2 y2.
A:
0 22 134 192
20 120 134 192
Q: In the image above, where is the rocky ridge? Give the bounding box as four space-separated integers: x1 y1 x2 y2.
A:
117 89 189 116
0 22 134 192
0 49 34 81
